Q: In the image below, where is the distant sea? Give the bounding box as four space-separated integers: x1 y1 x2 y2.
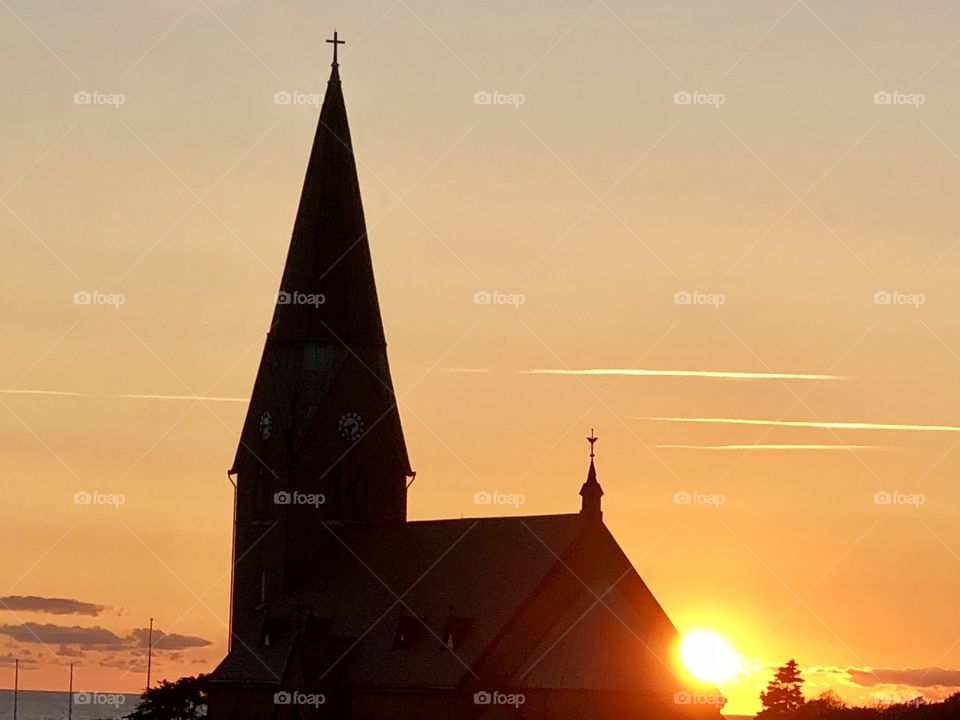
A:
0 690 753 719
0 690 139 720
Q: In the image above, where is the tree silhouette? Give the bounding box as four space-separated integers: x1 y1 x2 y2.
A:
758 659 805 719
125 674 208 719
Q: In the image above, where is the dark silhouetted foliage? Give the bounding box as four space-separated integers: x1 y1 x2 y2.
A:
756 662 960 720
126 674 207 719
759 659 806 719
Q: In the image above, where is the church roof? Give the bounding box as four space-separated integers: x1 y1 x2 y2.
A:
211 511 686 697
212 513 586 688
515 582 674 691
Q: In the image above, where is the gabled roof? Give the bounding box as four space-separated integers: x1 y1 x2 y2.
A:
211 510 694 702
212 514 586 687
515 579 676 691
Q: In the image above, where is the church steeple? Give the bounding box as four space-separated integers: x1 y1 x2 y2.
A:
229 39 411 639
579 429 604 520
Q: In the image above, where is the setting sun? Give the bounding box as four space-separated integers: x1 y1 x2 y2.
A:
680 630 740 684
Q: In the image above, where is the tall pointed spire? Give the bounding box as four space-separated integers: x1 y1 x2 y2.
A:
229 46 411 638
270 33 384 350
579 429 604 520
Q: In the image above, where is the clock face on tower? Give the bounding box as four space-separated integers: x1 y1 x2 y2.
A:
338 412 364 442
259 411 272 440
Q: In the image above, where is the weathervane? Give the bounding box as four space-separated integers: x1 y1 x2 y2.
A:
587 429 597 458
326 30 345 67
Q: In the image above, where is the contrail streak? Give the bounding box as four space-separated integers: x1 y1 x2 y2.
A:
526 368 841 381
0 389 248 403
655 444 887 451
636 417 960 433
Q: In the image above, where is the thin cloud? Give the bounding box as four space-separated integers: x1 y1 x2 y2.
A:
636 417 960 433
0 622 211 653
655 444 886 451
129 627 211 650
526 368 841 380
846 667 960 688
0 623 125 647
0 595 105 617
0 389 248 402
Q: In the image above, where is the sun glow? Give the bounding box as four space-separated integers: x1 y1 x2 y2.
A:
680 630 740 683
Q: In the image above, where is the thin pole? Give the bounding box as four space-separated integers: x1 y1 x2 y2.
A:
13 658 18 720
67 663 73 720
146 617 153 690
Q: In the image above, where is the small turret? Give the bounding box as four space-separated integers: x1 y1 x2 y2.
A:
579 429 604 520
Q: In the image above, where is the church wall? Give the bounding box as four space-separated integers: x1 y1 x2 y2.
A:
207 685 277 720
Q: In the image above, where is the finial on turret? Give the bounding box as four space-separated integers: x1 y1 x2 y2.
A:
579 429 604 520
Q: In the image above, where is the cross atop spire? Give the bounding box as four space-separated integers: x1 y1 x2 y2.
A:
326 30 345 67
587 429 597 458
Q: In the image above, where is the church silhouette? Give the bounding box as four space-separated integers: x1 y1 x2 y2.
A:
207 38 722 720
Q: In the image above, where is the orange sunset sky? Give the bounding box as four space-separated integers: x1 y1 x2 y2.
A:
2 0 960 714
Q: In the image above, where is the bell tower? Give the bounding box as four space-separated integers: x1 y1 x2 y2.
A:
228 36 412 641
